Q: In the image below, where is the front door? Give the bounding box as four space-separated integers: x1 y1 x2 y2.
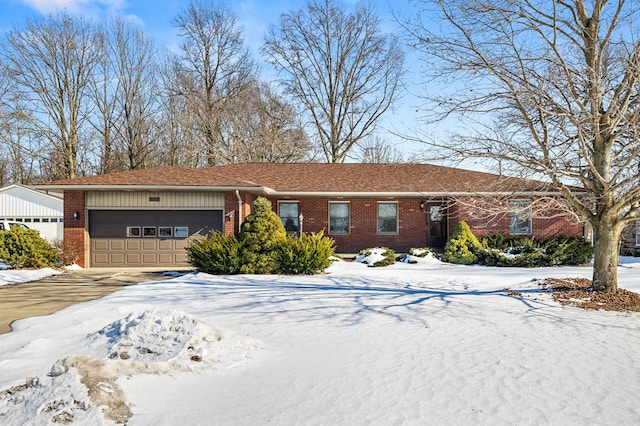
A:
427 203 447 248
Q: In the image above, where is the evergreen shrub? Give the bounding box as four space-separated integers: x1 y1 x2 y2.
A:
442 221 482 265
0 227 59 268
186 232 242 274
238 197 287 274
278 231 335 275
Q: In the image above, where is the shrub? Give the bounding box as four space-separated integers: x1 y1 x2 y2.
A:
409 247 433 257
479 234 594 267
0 227 59 268
187 232 242 274
53 239 83 266
238 197 287 274
544 235 594 265
442 221 482 265
357 247 396 267
278 231 336 275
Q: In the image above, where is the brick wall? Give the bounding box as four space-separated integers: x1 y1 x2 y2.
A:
221 193 585 254
63 191 87 267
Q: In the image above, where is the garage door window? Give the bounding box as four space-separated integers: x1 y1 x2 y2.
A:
175 227 189 238
143 226 156 237
127 226 141 237
159 226 172 237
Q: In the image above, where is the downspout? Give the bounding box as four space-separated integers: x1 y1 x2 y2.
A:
235 190 243 233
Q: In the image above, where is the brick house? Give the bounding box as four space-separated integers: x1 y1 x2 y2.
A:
38 163 585 268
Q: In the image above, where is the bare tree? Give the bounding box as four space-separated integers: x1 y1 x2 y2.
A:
216 81 312 163
405 0 640 292
356 136 404 163
264 0 405 163
92 17 160 172
170 0 256 166
2 12 102 180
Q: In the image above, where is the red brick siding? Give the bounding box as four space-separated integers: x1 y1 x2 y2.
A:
450 200 583 240
222 193 585 254
63 191 87 267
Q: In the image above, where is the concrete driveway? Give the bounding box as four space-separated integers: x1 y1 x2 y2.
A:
0 268 191 334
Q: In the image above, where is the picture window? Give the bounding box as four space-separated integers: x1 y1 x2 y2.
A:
377 202 398 234
329 202 350 234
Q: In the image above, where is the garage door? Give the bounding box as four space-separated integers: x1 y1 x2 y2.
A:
89 210 223 267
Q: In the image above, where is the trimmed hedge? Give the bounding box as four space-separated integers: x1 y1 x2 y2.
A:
0 227 59 268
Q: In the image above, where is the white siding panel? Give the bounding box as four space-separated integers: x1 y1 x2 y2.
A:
86 191 225 208
0 186 63 217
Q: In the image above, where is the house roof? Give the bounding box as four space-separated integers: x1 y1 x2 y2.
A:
37 163 563 196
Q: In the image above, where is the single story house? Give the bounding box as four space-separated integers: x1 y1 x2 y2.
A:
0 184 64 242
37 163 585 268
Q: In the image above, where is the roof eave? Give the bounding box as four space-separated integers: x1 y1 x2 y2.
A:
265 190 575 198
34 184 269 192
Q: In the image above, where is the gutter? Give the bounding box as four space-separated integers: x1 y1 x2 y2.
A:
235 190 243 233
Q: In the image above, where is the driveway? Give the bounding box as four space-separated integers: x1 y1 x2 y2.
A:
0 268 191 334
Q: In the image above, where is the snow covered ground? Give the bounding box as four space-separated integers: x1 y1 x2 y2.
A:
1 256 640 425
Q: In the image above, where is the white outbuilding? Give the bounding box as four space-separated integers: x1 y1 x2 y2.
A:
0 184 63 242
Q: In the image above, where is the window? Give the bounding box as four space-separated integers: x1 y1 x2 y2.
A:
127 226 141 237
329 202 350 234
509 201 532 235
143 226 157 237
279 201 299 234
174 227 189 238
378 202 398 234
159 226 173 238
635 222 640 246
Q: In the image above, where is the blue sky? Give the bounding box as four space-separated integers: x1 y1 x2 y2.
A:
0 0 435 160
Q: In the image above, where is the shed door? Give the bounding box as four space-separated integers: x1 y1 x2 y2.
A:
89 210 222 267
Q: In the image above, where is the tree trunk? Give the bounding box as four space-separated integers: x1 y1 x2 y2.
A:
592 220 622 293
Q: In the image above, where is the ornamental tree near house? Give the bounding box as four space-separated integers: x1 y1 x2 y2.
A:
406 0 640 292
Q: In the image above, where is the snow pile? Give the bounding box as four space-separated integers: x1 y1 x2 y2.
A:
0 267 60 286
88 309 262 371
354 247 390 266
400 250 444 265
0 309 262 425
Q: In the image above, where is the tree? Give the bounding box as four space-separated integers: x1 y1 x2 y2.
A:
90 17 160 172
263 0 405 163
2 12 102 180
357 136 404 163
216 81 312 163
170 0 255 166
406 0 640 292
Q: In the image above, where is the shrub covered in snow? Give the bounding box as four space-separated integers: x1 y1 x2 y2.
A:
356 247 396 267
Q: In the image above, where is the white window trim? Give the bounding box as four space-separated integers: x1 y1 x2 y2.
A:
328 201 350 235
377 201 399 235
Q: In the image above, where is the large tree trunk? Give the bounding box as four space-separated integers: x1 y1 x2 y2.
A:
592 220 622 293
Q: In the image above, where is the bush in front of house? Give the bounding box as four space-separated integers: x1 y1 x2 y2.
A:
278 231 336 275
442 221 483 265
238 197 288 274
477 233 594 267
356 247 397 267
187 232 242 274
53 239 84 266
0 226 59 268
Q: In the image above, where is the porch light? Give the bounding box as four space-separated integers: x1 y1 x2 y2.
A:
73 210 80 220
